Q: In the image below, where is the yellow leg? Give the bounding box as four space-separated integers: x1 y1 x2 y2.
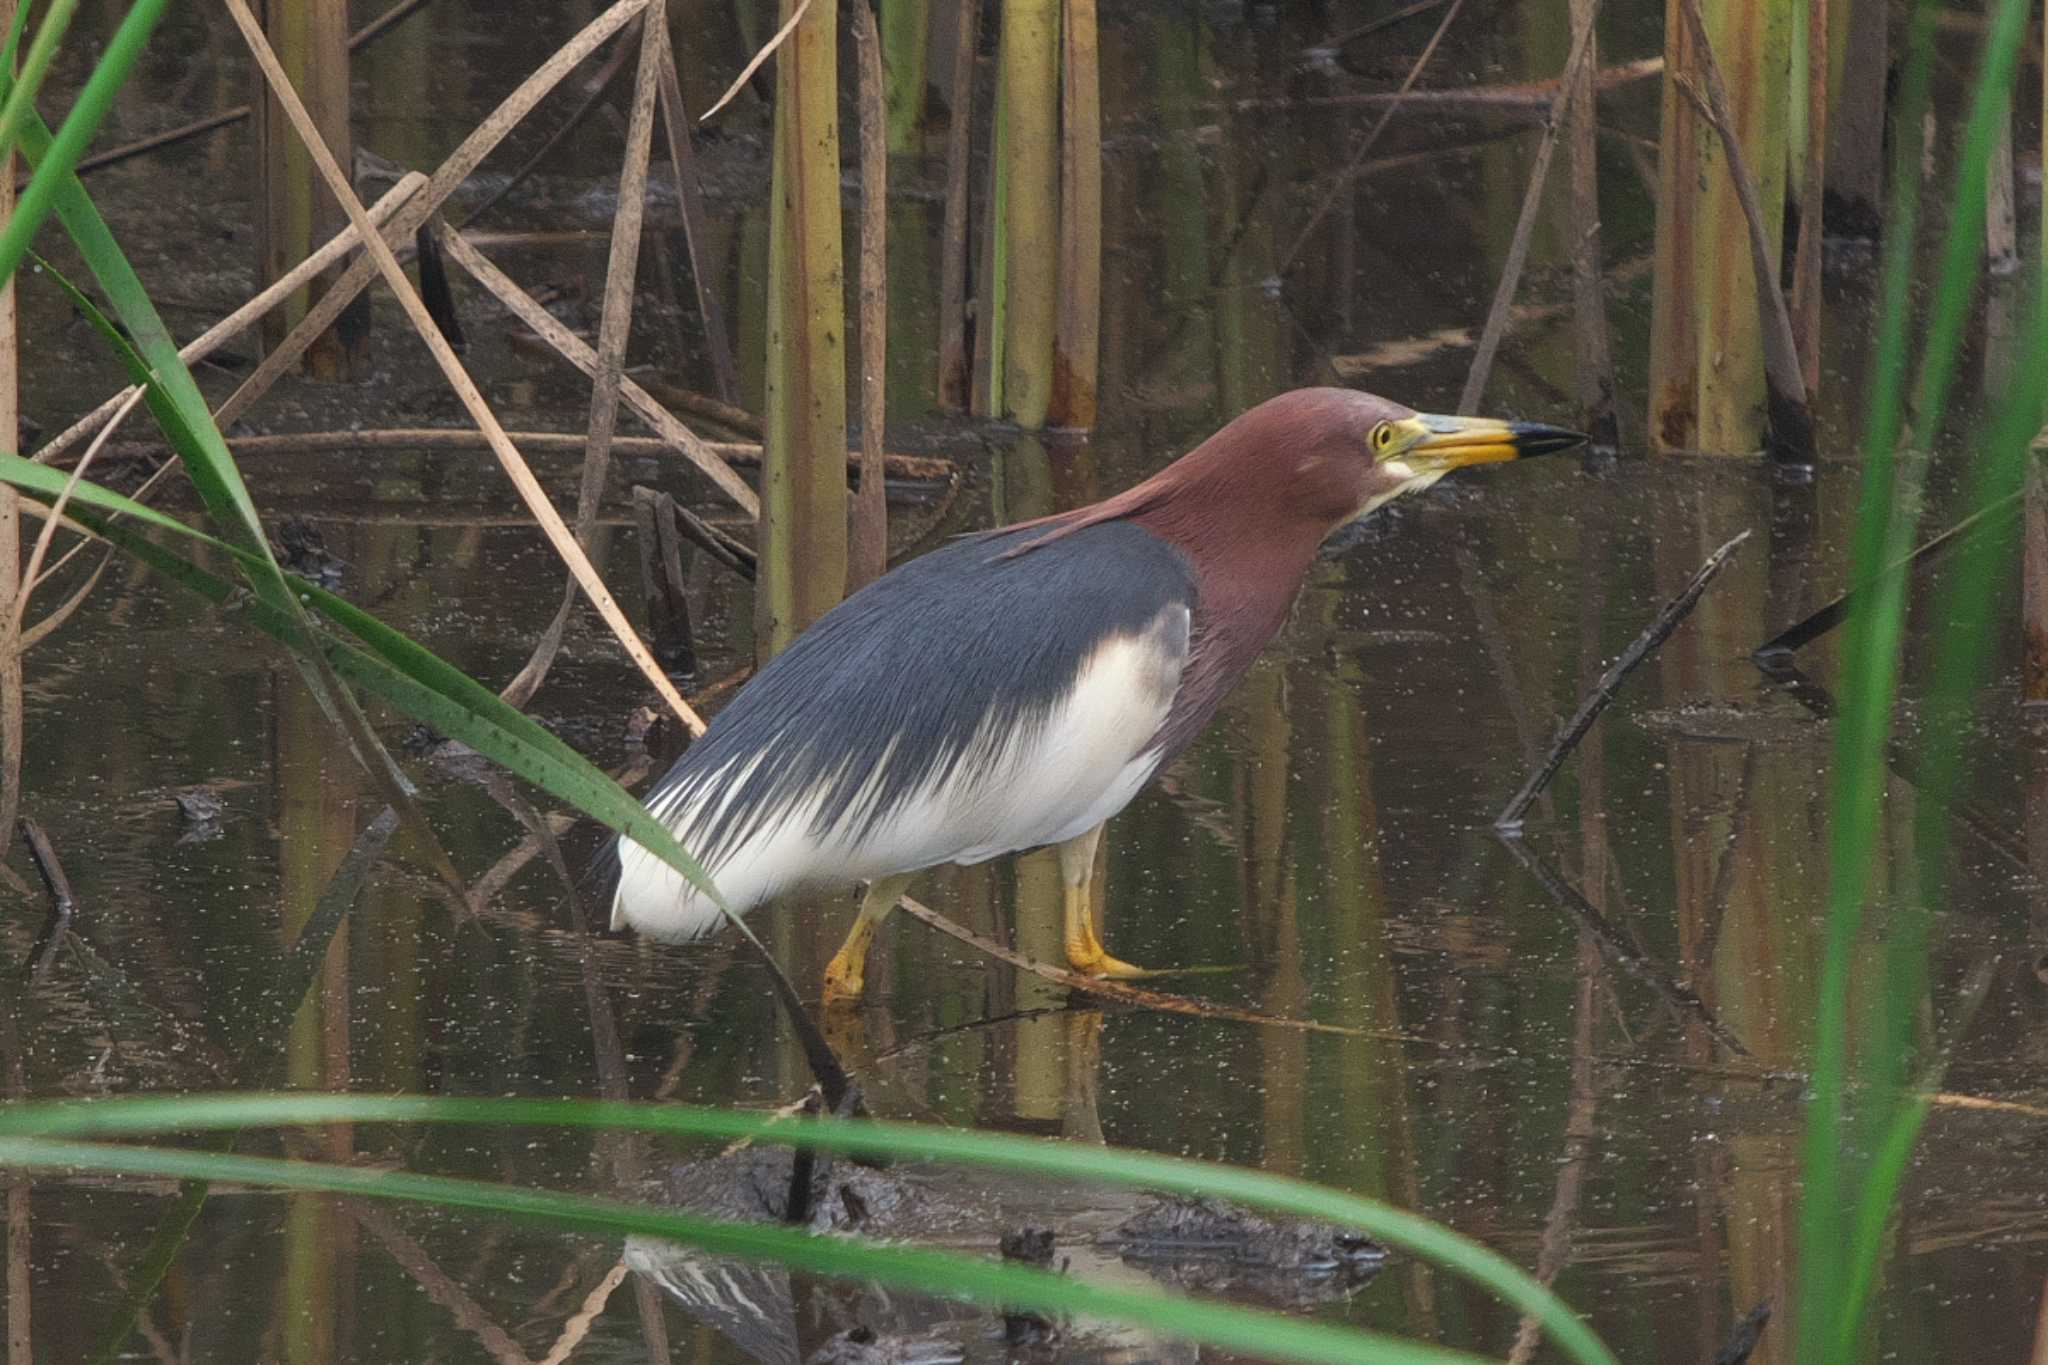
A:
1058 826 1146 978
822 873 913 1005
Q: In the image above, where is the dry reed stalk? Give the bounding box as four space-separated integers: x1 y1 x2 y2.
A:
499 6 670 711
882 0 930 153
1790 0 1827 393
33 173 426 465
0 0 16 873
849 3 888 590
1456 1 1603 414
935 0 977 410
224 0 705 733
1825 0 1886 234
1564 0 1617 450
109 426 953 482
1647 0 1702 450
435 225 759 513
1048 0 1100 430
700 0 809 122
210 0 653 436
1240 55 1660 114
999 0 1059 428
758 0 847 658
254 0 354 374
9 389 145 646
1671 0 1814 464
654 41 739 404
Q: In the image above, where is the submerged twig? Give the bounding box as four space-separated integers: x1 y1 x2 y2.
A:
1755 493 2021 659
18 818 75 987
1495 835 1751 1057
1497 530 1749 829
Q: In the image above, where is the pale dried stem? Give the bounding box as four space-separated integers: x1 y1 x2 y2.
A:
1457 0 1602 414
435 222 759 523
209 1 671 444
223 0 704 733
534 1261 631 1365
700 0 810 122
1671 0 1814 461
32 174 427 466
500 7 670 710
848 1 888 589
9 388 145 645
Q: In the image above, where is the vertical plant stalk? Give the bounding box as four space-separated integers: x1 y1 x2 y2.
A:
255 0 354 376
849 3 888 591
758 0 847 659
654 42 741 405
999 0 1058 428
973 51 1006 417
935 0 978 410
1673 0 1813 464
1789 0 1826 395
1823 0 1885 236
1456 1 1601 415
1048 0 1100 430
500 7 669 710
222 0 705 734
0 0 16 872
1563 0 1616 450
1985 107 2018 274
881 0 930 154
1647 0 1701 450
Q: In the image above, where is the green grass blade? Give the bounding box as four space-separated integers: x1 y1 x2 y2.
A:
0 456 724 907
0 1134 1483 1365
0 1092 1618 1365
0 0 166 289
0 0 81 162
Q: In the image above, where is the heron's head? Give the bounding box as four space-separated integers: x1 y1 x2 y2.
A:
1207 387 1586 535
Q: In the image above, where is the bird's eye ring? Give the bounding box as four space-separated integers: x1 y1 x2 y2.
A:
1369 422 1393 455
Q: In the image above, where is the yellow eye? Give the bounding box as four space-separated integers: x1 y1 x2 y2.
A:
1369 422 1393 455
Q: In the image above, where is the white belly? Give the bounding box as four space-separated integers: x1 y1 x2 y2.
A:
612 604 1189 942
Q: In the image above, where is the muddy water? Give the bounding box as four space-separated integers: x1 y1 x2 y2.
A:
8 2 2048 1363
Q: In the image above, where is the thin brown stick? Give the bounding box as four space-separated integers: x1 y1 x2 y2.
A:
11 389 143 642
1563 0 1617 450
210 0 653 438
1239 56 1661 114
11 0 432 189
848 2 888 590
1049 0 1101 430
457 19 639 229
225 0 704 733
342 1201 533 1365
654 41 740 404
93 426 954 482
699 0 809 122
18 817 75 987
1498 530 1750 828
33 174 427 465
1456 0 1603 414
1671 0 1814 464
894 894 1426 1043
534 1261 631 1365
1790 0 1827 393
1279 0 1464 276
935 0 978 410
435 224 759 515
500 8 670 710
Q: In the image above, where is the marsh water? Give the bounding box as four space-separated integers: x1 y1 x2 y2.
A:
9 2 2048 1362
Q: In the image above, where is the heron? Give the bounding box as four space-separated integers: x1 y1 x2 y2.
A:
611 387 1585 1002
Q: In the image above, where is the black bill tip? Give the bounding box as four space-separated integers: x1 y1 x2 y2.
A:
1508 421 1591 457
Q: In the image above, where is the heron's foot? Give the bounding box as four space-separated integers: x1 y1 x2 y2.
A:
1063 924 1150 980
822 938 871 1006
